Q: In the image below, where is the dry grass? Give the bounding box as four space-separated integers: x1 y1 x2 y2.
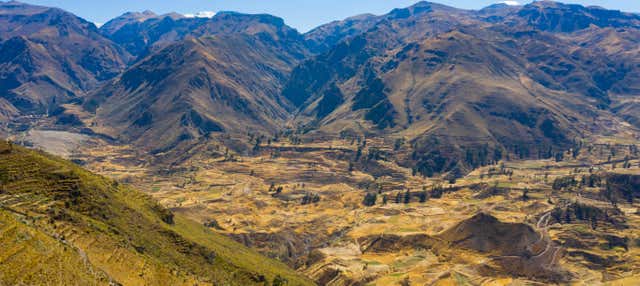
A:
45 134 640 285
0 140 312 286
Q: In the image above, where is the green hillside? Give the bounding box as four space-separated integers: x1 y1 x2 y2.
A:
0 140 313 286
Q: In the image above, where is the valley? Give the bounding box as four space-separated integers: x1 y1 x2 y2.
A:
1 0 640 285
17 129 636 285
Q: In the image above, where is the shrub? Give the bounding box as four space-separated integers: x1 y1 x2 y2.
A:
362 193 377 206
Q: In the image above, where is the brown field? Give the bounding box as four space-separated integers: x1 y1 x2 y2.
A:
54 133 640 285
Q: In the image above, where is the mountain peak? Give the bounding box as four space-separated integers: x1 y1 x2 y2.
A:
213 11 287 27
525 0 629 13
120 10 158 18
0 0 51 15
101 10 162 35
481 3 521 10
410 1 461 12
387 1 465 20
517 0 640 32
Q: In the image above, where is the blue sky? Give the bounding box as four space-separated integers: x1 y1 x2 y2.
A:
19 0 640 32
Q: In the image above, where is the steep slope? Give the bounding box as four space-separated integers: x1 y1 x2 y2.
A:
304 13 379 54
0 1 129 116
564 27 640 128
284 1 477 110
86 32 304 153
102 11 307 59
283 1 639 175
0 140 312 285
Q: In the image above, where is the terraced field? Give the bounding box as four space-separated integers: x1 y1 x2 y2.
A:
0 140 312 286
67 135 640 285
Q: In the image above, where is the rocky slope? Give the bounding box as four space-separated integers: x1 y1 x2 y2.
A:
85 31 306 153
283 1 640 175
101 11 308 60
0 1 129 116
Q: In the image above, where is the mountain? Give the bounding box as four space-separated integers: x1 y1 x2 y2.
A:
85 12 311 153
2 1 640 285
304 13 378 54
304 2 474 54
99 10 162 36
282 1 640 175
565 27 640 128
511 1 640 32
0 140 312 285
101 11 308 59
85 27 307 153
2 0 638 174
0 1 130 116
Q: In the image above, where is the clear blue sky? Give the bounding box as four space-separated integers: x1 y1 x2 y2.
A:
17 0 640 32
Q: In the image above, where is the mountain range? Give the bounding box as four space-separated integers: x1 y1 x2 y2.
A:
1 0 639 173
0 1 129 116
2 1 640 285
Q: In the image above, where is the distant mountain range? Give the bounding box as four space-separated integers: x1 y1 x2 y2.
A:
1 0 639 174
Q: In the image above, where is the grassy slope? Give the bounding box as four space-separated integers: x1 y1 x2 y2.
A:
0 140 312 286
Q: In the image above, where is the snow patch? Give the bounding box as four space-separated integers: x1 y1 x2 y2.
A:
183 11 216 18
502 1 520 5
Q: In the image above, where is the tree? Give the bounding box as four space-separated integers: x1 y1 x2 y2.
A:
253 137 262 152
394 138 405 151
575 204 584 220
403 190 411 204
418 191 428 203
522 188 529 201
552 176 577 191
363 193 377 207
590 212 598 230
272 275 287 286
271 186 283 197
395 192 402 204
572 145 580 159
493 148 503 163
555 152 564 162
355 146 363 161
302 193 321 205
431 186 443 199
564 209 572 224
551 208 562 223
604 182 618 207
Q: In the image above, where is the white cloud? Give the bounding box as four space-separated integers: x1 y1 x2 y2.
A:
183 11 216 18
94 22 104 27
502 1 520 5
